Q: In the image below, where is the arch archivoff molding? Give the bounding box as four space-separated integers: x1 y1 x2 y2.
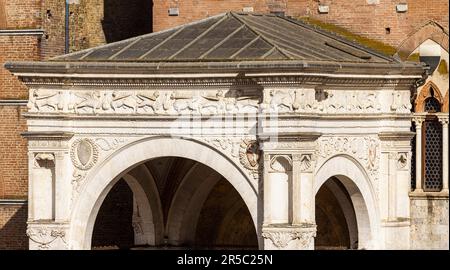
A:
69 136 259 249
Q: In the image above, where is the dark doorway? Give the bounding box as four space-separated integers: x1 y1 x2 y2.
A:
102 0 153 43
315 177 358 250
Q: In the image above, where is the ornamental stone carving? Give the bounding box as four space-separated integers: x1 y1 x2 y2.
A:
269 155 292 173
34 153 55 168
299 154 313 172
26 88 403 116
318 136 380 182
262 225 317 249
70 138 98 170
391 91 412 113
239 139 260 172
201 137 260 180
26 226 67 250
397 152 408 170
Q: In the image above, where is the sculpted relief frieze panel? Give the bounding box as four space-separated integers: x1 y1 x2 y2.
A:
317 136 380 194
27 88 411 115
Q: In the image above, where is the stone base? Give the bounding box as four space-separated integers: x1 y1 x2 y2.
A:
262 224 316 250
410 192 449 250
27 222 69 250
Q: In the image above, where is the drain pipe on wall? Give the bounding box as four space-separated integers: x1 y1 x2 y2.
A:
65 0 70 54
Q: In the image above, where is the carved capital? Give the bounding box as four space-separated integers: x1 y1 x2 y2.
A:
437 115 449 126
412 116 426 127
396 152 408 170
299 154 314 172
262 225 316 250
34 153 55 168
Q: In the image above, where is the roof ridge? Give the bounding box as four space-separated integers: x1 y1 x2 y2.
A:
279 15 397 62
229 12 293 60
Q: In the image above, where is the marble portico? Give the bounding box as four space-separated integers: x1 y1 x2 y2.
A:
5 12 431 250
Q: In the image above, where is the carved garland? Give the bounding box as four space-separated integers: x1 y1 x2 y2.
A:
26 227 67 250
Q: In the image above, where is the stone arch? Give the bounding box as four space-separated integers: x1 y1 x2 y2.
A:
396 21 449 60
314 155 379 249
69 136 258 250
122 163 164 246
415 81 444 112
0 0 6 29
165 162 223 246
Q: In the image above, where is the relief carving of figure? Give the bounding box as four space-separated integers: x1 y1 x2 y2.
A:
269 90 294 112
136 91 161 113
111 92 137 113
168 92 199 114
200 90 228 114
28 89 64 112
72 91 103 114
391 91 411 113
235 90 260 113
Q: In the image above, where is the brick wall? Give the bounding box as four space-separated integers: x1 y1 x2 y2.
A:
1 0 41 30
0 35 40 99
0 204 28 249
152 0 449 48
0 106 28 199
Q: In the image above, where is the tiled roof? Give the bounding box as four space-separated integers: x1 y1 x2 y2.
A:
54 12 395 63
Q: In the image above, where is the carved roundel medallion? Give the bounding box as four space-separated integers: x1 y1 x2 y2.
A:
70 138 98 170
239 139 260 171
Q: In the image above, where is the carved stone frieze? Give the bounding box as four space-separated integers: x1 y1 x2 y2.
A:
27 88 410 116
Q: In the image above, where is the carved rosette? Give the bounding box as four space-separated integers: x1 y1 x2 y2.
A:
262 226 317 250
27 225 68 250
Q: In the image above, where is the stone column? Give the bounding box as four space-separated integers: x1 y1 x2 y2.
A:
412 116 425 192
260 133 319 250
438 115 449 192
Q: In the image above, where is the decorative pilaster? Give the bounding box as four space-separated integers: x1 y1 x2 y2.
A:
437 115 449 192
260 132 320 250
22 132 73 227
378 131 415 249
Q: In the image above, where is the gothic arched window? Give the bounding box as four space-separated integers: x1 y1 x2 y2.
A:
422 95 443 191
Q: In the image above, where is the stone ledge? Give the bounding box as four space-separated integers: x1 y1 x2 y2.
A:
0 199 28 205
0 100 28 106
0 29 44 36
409 190 449 200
